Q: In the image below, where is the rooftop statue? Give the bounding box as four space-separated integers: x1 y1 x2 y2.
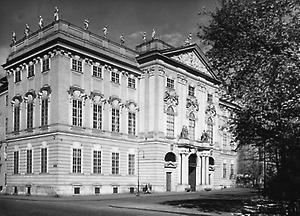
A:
54 6 59 21
12 32 17 44
103 26 108 37
179 125 189 140
184 33 192 46
39 16 44 29
120 34 125 44
188 33 192 42
152 29 156 39
142 32 146 42
200 130 209 142
84 19 89 30
24 24 30 37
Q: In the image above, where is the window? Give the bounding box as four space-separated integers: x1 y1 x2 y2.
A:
111 152 119 175
26 149 32 174
74 187 80 194
5 118 8 133
166 107 175 138
72 59 82 72
92 65 102 78
14 106 20 132
42 58 50 72
111 71 119 84
112 108 120 132
15 70 21 83
72 99 82 127
28 64 35 78
27 102 33 130
189 113 195 140
93 104 102 130
188 85 195 96
93 150 101 174
207 93 213 103
41 98 48 126
207 117 213 145
95 187 100 194
128 112 136 135
5 95 8 106
72 149 81 173
166 78 174 89
128 154 135 175
230 164 234 179
14 151 19 174
41 148 47 173
223 163 227 178
128 77 135 88
223 132 228 148
113 186 118 193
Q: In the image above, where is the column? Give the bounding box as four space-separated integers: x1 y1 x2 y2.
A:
182 154 189 185
205 156 209 185
201 156 205 185
178 154 182 184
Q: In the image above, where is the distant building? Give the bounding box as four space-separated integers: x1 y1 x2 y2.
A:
1 20 237 195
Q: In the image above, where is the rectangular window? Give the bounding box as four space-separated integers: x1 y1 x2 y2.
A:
230 164 234 179
166 112 175 138
111 71 119 84
128 77 135 88
41 148 47 173
207 93 213 103
128 154 135 175
28 64 35 78
72 99 82 127
93 150 101 174
26 149 32 174
27 103 33 130
13 151 19 174
74 187 80 194
223 163 227 178
72 59 82 72
93 104 102 130
128 112 136 135
41 98 48 126
95 187 100 194
15 70 21 83
113 186 118 193
112 108 120 132
189 119 195 140
111 152 119 175
5 95 8 106
14 106 20 132
166 78 174 89
72 149 81 173
42 58 50 72
188 85 195 96
223 133 228 147
5 118 8 133
92 65 102 78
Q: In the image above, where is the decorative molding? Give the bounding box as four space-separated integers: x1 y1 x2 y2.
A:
205 104 216 118
164 89 179 107
67 86 87 103
24 90 37 102
11 95 23 105
89 91 105 104
125 100 139 112
107 95 122 108
186 96 199 112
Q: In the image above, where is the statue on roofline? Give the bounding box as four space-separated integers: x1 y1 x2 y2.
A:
103 25 108 37
120 34 125 44
39 16 44 29
179 125 189 139
200 130 209 142
54 6 59 21
152 29 156 40
142 32 146 42
12 32 17 44
84 19 89 30
24 24 30 37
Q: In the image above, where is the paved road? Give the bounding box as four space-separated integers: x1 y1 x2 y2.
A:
0 188 258 216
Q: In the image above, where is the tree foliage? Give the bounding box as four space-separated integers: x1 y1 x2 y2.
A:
200 0 300 200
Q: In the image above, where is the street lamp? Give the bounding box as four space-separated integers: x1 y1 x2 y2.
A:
137 149 145 196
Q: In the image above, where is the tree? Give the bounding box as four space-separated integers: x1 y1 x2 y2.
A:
200 0 300 201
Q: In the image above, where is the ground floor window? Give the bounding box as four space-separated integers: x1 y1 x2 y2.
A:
113 186 118 193
223 163 227 178
74 187 80 195
95 187 100 195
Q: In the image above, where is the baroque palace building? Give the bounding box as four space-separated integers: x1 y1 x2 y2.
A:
1 19 237 195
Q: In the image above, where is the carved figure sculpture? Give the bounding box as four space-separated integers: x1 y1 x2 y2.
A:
142 32 146 42
120 34 125 44
12 32 17 44
103 26 108 37
84 19 89 30
24 24 30 37
152 29 156 39
200 130 209 142
180 125 189 139
54 6 59 21
39 16 44 29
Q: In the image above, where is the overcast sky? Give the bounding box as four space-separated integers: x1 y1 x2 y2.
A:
0 0 220 69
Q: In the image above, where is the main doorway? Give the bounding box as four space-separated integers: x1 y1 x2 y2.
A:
188 154 197 191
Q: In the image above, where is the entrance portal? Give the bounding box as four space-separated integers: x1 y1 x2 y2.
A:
188 154 197 191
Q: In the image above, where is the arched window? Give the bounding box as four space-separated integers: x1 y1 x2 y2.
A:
188 112 195 140
166 106 175 138
164 152 176 162
207 117 213 145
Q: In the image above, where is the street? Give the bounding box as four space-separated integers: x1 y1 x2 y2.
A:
0 188 258 216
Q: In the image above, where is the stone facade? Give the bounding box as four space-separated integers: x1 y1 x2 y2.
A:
1 20 237 196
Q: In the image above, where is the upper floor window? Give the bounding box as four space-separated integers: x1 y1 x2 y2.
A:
223 132 228 148
207 117 213 145
166 78 174 89
93 104 102 130
42 58 50 72
13 102 21 132
128 154 135 175
93 65 102 78
188 85 195 96
72 59 82 72
128 77 135 89
27 102 34 130
128 112 136 135
72 99 82 127
207 93 213 103
15 70 21 83
188 112 196 140
111 71 120 84
112 152 120 175
166 106 175 138
112 108 120 132
41 98 48 127
28 64 35 78
72 148 81 173
5 95 8 106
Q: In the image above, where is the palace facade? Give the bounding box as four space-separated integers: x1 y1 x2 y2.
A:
1 19 237 195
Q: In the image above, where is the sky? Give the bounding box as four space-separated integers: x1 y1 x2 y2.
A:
0 0 220 71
